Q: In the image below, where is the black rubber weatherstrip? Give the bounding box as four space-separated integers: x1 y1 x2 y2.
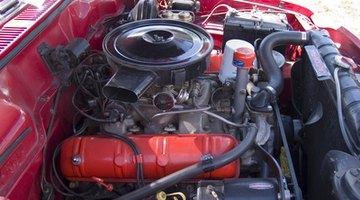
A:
0 0 72 69
0 127 32 164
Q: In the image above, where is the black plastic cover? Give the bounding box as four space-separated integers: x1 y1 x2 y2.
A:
115 28 201 65
103 19 213 85
103 68 157 103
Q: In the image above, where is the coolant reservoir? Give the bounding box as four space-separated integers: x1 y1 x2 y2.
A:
219 39 254 83
60 134 239 182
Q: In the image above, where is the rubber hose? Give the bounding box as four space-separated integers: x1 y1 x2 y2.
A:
258 31 310 96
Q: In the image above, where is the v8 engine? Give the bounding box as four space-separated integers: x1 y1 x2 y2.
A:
52 15 280 199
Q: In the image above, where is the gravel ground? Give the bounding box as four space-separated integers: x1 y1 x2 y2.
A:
285 0 360 37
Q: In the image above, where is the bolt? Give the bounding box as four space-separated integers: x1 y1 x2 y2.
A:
186 184 194 192
350 168 359 176
164 124 177 132
203 125 210 132
69 182 79 189
72 155 82 166
179 11 191 20
162 10 173 18
128 125 140 133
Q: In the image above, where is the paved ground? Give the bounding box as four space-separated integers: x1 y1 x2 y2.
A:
286 0 360 37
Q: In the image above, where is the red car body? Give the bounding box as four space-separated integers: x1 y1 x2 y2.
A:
0 0 359 199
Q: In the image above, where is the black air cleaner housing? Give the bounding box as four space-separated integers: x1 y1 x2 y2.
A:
103 19 213 86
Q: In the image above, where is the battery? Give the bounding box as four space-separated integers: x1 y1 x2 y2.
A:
223 10 290 50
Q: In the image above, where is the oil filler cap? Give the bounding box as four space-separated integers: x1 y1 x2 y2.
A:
233 47 255 69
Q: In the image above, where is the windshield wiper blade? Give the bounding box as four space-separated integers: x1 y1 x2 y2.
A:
0 0 19 15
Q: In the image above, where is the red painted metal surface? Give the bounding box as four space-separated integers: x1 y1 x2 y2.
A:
0 0 63 59
0 0 128 198
60 134 239 181
207 52 223 73
0 0 358 199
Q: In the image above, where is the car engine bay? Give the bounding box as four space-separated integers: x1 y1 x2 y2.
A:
4 0 359 199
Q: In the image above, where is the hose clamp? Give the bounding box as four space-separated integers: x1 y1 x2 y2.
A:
334 55 357 70
201 154 215 173
301 32 308 41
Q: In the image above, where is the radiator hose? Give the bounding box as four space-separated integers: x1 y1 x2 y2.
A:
115 125 257 200
250 31 310 110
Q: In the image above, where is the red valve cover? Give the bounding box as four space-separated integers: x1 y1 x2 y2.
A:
60 134 239 182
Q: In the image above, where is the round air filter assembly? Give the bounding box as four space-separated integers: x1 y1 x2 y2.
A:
103 19 213 86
